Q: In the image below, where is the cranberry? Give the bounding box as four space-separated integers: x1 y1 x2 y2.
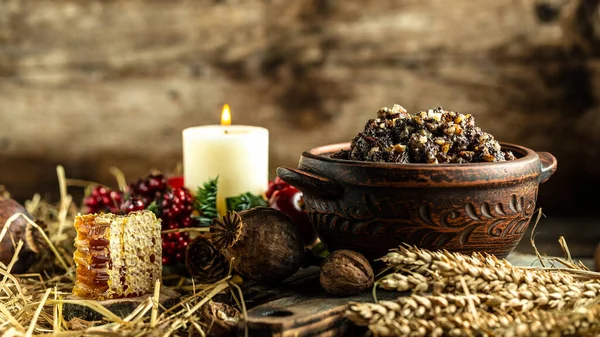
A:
121 198 145 213
84 186 123 214
129 173 168 204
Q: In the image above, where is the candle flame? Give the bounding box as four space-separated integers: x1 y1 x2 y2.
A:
221 104 231 126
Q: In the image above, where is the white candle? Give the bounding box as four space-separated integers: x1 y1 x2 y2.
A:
182 104 269 214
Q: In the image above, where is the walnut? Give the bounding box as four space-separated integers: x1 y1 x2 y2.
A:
319 250 374 296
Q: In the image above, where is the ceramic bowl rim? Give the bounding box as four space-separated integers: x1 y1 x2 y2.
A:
302 142 537 169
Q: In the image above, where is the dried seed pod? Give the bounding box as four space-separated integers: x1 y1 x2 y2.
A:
185 235 229 284
200 301 240 337
210 208 305 283
320 250 374 296
0 196 38 273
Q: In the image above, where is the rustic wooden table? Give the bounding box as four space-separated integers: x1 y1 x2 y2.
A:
240 251 589 337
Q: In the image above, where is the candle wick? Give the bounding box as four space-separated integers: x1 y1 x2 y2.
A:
224 129 229 135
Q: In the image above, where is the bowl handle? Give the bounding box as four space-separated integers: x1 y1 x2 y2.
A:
538 152 557 184
276 167 343 199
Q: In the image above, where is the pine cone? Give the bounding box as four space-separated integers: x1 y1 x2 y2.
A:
185 235 229 284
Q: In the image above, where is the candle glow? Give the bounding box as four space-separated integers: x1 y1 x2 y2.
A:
221 104 231 126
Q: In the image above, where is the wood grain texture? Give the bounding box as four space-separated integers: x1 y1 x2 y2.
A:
0 0 598 218
242 266 398 337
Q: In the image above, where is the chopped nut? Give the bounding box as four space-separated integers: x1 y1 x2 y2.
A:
380 123 386 129
368 147 380 157
454 115 464 123
393 144 407 152
391 104 407 114
444 126 456 135
434 138 446 145
482 153 495 162
419 136 428 144
427 110 442 121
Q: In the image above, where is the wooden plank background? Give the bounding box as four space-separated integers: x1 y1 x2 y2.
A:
0 0 598 218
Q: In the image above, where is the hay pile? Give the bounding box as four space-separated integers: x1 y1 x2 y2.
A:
0 167 243 337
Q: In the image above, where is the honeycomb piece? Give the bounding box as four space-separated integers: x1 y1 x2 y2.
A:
72 211 162 300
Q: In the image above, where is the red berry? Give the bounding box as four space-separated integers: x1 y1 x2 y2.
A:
84 186 123 214
157 186 197 266
121 198 145 213
129 173 168 205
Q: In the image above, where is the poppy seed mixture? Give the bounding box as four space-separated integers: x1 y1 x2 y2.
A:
332 105 516 164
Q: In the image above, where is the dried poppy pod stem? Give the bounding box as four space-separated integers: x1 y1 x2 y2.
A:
210 207 305 283
185 235 229 284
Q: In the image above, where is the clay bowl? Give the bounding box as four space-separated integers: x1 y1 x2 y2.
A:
277 142 557 260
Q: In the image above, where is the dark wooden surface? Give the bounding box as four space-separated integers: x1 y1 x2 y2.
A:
240 250 596 337
515 217 600 258
241 266 398 337
63 287 181 322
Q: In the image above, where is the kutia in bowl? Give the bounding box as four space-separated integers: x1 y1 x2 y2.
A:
277 104 557 260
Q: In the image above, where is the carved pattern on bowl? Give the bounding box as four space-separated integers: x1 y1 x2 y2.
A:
307 193 536 249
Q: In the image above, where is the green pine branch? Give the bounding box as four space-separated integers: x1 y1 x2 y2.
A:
226 192 268 212
146 200 160 217
194 176 219 227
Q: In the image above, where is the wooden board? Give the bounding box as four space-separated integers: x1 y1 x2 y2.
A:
63 287 181 322
241 267 398 337
239 252 592 336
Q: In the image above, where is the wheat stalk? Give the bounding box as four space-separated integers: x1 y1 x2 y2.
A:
348 245 600 336
347 300 600 337
381 272 600 310
381 245 578 287
379 246 600 311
